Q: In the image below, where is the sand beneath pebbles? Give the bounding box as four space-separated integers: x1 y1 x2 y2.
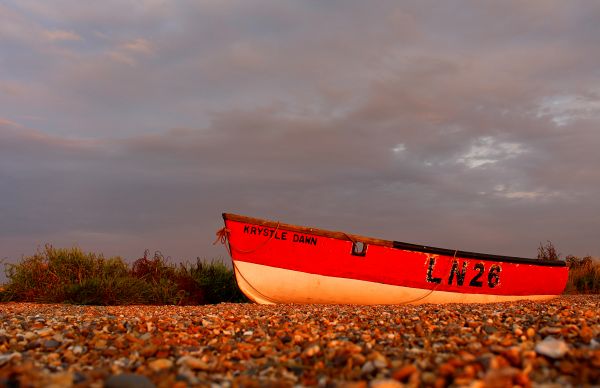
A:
0 295 598 387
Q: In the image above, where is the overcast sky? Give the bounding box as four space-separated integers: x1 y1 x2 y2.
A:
1 1 600 272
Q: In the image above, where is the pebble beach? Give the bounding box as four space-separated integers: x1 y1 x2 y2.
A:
0 295 598 387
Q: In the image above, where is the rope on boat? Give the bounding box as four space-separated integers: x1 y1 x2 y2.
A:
213 224 283 304
214 223 280 254
213 227 231 246
342 232 356 243
398 249 457 305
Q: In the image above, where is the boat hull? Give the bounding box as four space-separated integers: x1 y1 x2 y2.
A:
222 214 569 304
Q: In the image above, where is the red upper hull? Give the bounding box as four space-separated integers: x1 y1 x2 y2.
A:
223 214 568 298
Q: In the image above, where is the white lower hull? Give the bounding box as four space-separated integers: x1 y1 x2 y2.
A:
234 261 558 305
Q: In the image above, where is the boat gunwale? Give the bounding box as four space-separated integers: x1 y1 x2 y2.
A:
223 213 566 267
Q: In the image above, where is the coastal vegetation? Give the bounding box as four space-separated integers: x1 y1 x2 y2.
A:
536 240 600 294
564 255 600 294
0 245 247 305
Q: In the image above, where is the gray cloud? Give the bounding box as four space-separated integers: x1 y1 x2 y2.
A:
2 1 600 277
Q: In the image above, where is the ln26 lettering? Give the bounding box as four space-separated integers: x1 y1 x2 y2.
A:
426 257 501 288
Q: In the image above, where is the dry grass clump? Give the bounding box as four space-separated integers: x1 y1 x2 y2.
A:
564 255 600 294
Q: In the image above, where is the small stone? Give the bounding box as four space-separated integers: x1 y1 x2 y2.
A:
491 355 510 369
462 364 477 379
502 347 521 367
24 331 37 340
287 364 304 376
47 372 73 388
0 352 21 367
177 356 211 371
535 336 569 359
438 362 455 377
140 333 152 341
361 361 376 375
483 325 498 334
484 367 519 387
243 330 253 336
201 319 212 327
25 340 41 350
580 325 593 344
415 323 425 336
421 372 436 384
459 352 476 363
559 360 576 374
370 379 403 388
148 358 173 372
43 339 61 349
476 353 495 369
105 374 156 388
540 326 562 335
344 382 367 388
303 344 320 357
140 345 158 357
373 359 387 369
73 372 87 385
37 328 54 337
514 371 531 387
392 365 417 381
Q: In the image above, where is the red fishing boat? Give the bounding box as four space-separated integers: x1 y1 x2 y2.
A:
218 213 568 304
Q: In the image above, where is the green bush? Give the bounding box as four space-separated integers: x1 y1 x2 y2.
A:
0 286 10 303
130 251 205 305
190 258 248 304
63 276 152 305
1 245 247 305
3 245 130 303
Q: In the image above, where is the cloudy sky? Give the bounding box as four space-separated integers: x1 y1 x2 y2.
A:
1 1 600 270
